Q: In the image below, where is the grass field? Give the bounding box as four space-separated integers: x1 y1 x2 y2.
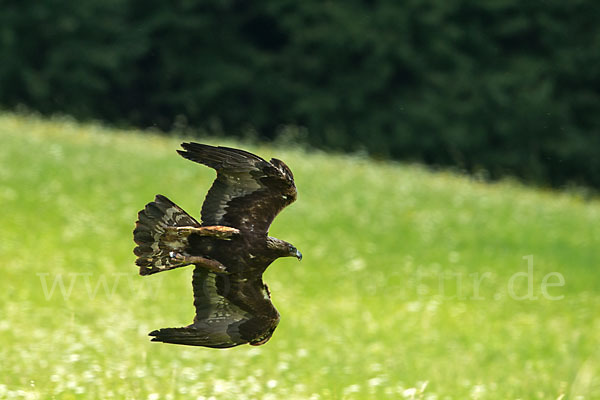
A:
1 113 599 399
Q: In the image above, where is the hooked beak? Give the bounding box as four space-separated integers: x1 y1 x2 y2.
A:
295 249 303 261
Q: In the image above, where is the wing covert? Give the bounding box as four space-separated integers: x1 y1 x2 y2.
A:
177 143 297 235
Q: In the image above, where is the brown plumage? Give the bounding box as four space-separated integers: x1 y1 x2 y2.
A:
133 143 301 348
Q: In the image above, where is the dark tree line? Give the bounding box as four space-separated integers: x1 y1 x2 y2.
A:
1 0 599 188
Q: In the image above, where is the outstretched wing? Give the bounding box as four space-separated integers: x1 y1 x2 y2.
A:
150 267 279 348
177 143 297 235
193 268 279 346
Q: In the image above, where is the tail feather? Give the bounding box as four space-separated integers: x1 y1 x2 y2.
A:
133 195 200 275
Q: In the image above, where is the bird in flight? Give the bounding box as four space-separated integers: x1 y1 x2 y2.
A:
133 143 301 348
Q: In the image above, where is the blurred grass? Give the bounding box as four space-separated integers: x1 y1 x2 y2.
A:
0 113 599 399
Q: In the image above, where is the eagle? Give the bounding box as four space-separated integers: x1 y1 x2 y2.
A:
133 143 301 348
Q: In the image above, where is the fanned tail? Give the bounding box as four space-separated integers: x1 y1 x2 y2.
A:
133 195 200 275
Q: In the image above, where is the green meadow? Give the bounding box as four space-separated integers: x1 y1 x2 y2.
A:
1 113 599 399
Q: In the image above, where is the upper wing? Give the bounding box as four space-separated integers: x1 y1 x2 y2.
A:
190 267 279 347
177 143 297 235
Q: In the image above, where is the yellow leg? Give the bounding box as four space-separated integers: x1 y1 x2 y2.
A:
165 225 240 240
169 252 229 274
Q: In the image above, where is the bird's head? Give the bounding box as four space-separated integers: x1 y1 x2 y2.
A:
288 244 302 261
266 237 302 261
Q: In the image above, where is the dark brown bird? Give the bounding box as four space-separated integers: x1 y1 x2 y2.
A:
133 143 301 348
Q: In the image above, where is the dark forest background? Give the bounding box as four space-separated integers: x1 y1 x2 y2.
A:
1 0 599 188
